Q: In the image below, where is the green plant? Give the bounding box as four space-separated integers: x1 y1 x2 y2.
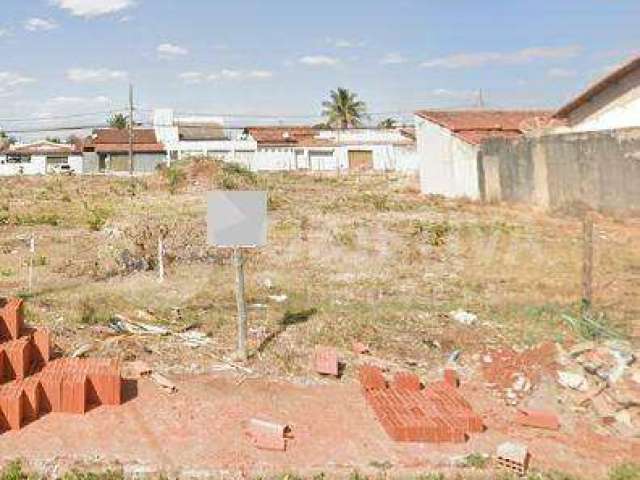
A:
322 87 368 128
411 220 453 247
83 203 112 232
163 165 186 195
347 471 369 480
13 212 61 226
60 470 125 480
0 461 27 480
609 463 640 480
463 453 489 469
78 299 111 325
416 474 445 480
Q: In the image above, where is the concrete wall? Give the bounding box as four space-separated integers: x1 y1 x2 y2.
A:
416 115 480 199
481 128 640 212
557 67 640 133
0 156 46 175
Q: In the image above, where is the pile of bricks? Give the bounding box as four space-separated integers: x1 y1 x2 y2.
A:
359 365 484 443
0 298 123 433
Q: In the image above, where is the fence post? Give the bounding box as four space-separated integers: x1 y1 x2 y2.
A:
581 213 594 316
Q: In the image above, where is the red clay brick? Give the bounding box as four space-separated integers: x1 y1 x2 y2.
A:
314 347 339 376
0 298 24 341
358 365 483 443
515 409 560 431
393 372 422 391
3 338 33 380
32 329 52 365
444 368 460 388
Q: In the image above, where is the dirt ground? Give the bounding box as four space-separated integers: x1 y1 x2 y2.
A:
0 371 635 479
0 166 638 478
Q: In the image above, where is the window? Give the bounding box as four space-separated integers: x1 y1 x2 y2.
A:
6 154 30 164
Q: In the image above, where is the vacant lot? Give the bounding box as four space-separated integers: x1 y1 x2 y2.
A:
0 163 638 478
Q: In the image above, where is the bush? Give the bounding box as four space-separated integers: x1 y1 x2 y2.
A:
609 463 640 480
162 164 186 194
84 204 112 232
0 461 27 480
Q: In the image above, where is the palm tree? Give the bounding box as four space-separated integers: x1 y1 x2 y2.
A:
321 88 368 129
377 118 397 129
108 113 128 130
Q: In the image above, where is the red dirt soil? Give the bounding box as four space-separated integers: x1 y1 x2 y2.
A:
0 373 635 478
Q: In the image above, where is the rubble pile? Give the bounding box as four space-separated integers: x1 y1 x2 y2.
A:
557 340 639 436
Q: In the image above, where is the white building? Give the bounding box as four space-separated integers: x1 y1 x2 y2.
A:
0 141 84 175
153 109 256 165
246 126 418 172
415 110 551 199
553 56 640 133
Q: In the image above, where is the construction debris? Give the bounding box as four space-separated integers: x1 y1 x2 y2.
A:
515 409 560 431
109 315 170 336
449 309 477 326
314 346 339 377
496 441 529 476
247 418 292 452
150 372 177 393
352 341 370 355
557 371 589 392
123 360 153 379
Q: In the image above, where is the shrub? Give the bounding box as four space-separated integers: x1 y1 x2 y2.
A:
84 204 112 232
162 164 186 194
609 463 640 480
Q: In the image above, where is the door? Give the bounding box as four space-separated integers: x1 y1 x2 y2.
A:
348 150 374 171
294 149 308 170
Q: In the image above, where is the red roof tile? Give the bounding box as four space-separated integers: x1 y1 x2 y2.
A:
415 110 553 144
86 128 165 153
246 126 333 147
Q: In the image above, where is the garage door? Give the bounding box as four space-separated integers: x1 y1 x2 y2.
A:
348 150 373 171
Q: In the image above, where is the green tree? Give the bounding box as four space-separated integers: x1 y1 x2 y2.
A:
0 131 16 147
108 113 128 130
46 136 61 144
321 87 368 129
377 117 397 129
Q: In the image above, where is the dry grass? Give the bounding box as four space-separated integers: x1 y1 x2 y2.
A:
0 168 638 378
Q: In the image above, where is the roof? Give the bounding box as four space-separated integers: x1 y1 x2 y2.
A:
1 141 81 156
245 126 334 147
554 56 640 119
178 125 227 141
86 128 165 153
415 110 553 144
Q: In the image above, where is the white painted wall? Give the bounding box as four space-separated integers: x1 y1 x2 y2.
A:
416 115 480 199
0 156 46 175
556 67 640 133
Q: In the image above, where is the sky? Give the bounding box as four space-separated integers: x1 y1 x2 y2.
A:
0 0 638 140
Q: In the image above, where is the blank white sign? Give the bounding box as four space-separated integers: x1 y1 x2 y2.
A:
207 191 267 247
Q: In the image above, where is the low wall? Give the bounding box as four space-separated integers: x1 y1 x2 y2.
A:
481 128 640 212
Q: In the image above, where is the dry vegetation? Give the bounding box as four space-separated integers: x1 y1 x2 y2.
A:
0 159 638 380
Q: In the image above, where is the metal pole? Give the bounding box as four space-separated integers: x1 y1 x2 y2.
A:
128 83 134 175
233 247 248 360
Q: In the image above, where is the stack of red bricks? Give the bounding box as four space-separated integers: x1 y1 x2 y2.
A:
0 298 122 433
359 365 484 443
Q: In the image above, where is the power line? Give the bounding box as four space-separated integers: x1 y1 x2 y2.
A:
0 108 129 124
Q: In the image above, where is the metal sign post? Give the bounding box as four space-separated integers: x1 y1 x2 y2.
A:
207 191 267 361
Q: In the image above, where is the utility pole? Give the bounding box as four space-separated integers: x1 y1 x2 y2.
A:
128 83 134 175
477 89 485 109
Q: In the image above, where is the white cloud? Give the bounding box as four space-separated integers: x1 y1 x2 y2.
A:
0 28 12 38
47 95 110 105
157 43 189 58
430 88 477 100
179 69 274 83
247 70 274 79
421 45 581 69
178 72 206 84
380 53 407 65
299 55 339 66
326 38 365 49
24 18 59 32
547 67 576 78
0 72 36 87
51 0 136 18
67 67 128 83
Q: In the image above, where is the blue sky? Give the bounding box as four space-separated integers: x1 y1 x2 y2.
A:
0 0 638 138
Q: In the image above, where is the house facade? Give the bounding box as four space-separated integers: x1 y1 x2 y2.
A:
245 126 418 172
0 141 84 175
82 128 167 174
415 110 551 199
553 56 640 133
153 109 256 165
